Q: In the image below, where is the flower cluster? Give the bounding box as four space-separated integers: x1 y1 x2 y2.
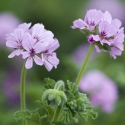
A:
71 9 125 59
6 23 59 71
79 70 118 113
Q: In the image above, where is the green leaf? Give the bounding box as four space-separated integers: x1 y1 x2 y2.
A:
79 109 98 121
14 110 31 121
36 100 54 119
58 107 78 123
39 114 54 125
66 80 79 96
14 107 54 125
65 80 98 121
44 78 56 89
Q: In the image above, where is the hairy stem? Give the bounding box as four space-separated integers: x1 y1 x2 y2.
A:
52 106 62 122
75 43 94 86
20 64 27 125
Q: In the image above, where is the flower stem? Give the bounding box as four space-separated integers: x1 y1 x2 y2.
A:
20 64 27 125
75 43 94 86
52 106 61 122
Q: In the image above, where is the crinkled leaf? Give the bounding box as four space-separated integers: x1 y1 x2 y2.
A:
14 107 54 125
44 78 56 89
65 80 98 121
14 110 31 121
66 80 79 96
39 114 54 125
58 107 78 123
36 100 54 119
79 109 98 121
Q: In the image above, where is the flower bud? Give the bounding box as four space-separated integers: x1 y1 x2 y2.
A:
54 80 65 91
42 89 67 106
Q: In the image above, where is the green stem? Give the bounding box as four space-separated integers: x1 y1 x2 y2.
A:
20 64 27 125
75 43 94 86
52 106 62 122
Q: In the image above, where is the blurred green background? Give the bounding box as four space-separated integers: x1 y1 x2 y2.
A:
0 0 125 125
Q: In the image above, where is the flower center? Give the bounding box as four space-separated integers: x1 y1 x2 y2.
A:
34 36 40 42
100 31 107 39
30 49 35 57
90 22 95 26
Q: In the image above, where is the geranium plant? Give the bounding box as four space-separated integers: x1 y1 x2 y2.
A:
5 9 124 125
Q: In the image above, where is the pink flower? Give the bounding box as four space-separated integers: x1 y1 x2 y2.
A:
71 9 103 31
86 0 125 23
79 70 118 113
6 23 31 58
109 28 124 59
6 29 25 58
72 9 125 59
94 24 124 59
89 21 117 45
31 23 54 43
41 39 60 71
6 23 60 70
101 11 122 30
22 33 45 69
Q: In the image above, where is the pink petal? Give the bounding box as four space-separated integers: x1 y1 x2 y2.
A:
8 50 17 58
47 39 60 53
101 11 112 23
33 42 45 53
8 49 22 58
22 52 30 59
94 45 101 53
110 47 122 59
71 19 87 29
22 33 35 51
100 39 114 46
13 29 24 43
47 53 59 68
111 19 121 29
25 57 33 69
99 22 117 37
114 42 124 51
16 49 23 56
34 55 43 66
31 23 44 39
85 9 103 27
6 33 15 41
44 60 53 71
18 23 31 32
6 40 17 48
39 30 54 42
